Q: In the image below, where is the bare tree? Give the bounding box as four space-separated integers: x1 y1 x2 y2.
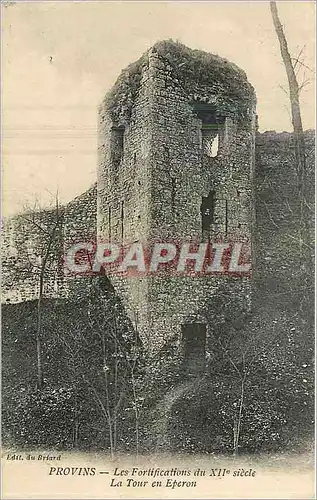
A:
54 284 143 456
130 310 144 457
20 195 63 389
270 1 313 278
210 316 289 456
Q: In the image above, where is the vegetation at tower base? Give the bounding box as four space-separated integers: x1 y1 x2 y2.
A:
139 300 314 454
2 277 145 453
103 39 255 125
2 282 313 454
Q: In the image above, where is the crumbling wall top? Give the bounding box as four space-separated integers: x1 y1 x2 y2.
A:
101 39 256 124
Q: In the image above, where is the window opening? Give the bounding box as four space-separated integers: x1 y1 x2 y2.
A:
111 126 124 168
121 201 124 240
201 190 215 233
191 103 225 158
182 323 206 375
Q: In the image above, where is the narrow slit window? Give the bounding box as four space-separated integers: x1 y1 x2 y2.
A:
121 201 124 240
111 126 124 168
164 145 170 163
201 190 215 233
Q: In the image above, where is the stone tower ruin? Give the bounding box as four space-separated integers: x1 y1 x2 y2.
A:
97 40 256 356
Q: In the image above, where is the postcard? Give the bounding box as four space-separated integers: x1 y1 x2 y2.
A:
1 1 315 498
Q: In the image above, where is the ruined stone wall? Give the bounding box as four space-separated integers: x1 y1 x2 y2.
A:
63 184 97 249
254 130 315 307
2 185 97 304
98 41 256 352
1 209 64 304
62 184 98 298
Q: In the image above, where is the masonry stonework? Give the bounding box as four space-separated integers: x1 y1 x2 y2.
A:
2 185 97 304
97 41 257 352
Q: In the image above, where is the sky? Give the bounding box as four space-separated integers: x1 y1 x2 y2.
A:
2 1 315 216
